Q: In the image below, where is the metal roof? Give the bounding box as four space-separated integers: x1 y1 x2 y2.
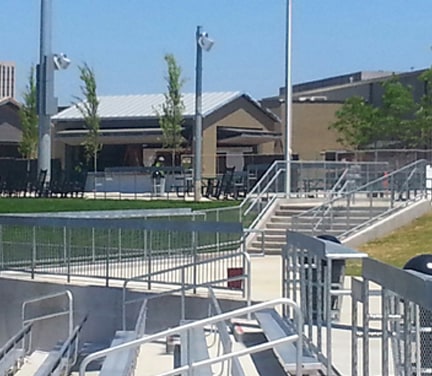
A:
53 91 243 121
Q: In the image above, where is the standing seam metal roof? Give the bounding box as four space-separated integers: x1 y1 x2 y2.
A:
53 91 244 120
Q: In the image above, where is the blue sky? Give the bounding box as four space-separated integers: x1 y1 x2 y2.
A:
2 1 431 105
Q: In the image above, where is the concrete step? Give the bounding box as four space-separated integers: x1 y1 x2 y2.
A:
15 350 49 376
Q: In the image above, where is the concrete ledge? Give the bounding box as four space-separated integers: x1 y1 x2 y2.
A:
343 198 432 249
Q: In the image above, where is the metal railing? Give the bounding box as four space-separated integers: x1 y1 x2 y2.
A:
282 230 432 375
121 250 251 330
34 315 88 376
0 215 243 286
291 159 428 238
21 290 74 353
79 298 305 376
353 257 432 376
0 322 32 375
282 231 368 375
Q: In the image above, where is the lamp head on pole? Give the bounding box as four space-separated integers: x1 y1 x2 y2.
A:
53 53 71 70
197 32 214 52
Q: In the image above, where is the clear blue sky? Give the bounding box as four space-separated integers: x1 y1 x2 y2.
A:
2 0 431 105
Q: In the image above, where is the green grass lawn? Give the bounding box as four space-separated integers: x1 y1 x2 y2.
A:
346 210 432 275
0 198 241 213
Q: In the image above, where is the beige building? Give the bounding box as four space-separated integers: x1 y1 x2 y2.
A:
52 92 281 176
0 62 16 99
261 96 343 160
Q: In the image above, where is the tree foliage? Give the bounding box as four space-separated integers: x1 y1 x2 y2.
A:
329 96 379 149
330 68 432 150
74 63 101 173
379 76 417 146
157 54 185 165
18 65 38 160
416 69 432 148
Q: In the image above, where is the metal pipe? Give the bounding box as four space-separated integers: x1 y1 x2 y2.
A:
194 25 203 202
284 0 293 197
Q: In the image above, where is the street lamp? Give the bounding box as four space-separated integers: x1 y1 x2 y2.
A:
194 25 214 201
37 0 70 186
284 0 293 197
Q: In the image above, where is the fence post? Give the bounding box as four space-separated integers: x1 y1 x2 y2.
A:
0 225 3 270
67 227 71 283
216 209 220 252
31 226 36 279
105 234 109 287
63 227 67 266
147 229 152 290
118 228 122 262
192 214 198 293
91 228 95 263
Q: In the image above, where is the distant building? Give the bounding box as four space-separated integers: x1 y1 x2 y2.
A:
261 69 430 160
0 62 16 99
52 91 281 176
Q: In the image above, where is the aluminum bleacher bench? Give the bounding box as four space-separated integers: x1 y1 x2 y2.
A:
254 308 322 374
215 320 245 376
99 330 137 376
180 325 212 376
0 348 24 375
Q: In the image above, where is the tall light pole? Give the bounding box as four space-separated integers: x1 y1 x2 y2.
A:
37 0 70 186
284 0 293 197
194 25 214 201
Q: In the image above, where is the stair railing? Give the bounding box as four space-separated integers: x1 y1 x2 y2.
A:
80 298 305 376
0 322 33 374
292 159 428 237
34 315 88 376
21 290 74 353
121 250 252 330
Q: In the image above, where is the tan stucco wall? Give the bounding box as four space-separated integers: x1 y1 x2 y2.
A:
202 123 217 176
277 102 343 160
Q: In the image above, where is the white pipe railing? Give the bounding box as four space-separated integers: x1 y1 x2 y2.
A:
21 290 73 352
121 251 251 330
80 298 304 376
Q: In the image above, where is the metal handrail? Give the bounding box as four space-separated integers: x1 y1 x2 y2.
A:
34 315 88 376
241 163 284 218
121 250 251 330
21 290 73 352
80 298 304 376
312 171 350 232
0 322 32 367
292 159 427 233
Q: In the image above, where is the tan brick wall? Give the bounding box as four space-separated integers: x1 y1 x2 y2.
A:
278 102 344 160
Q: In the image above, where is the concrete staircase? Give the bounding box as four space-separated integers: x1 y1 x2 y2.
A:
247 199 388 255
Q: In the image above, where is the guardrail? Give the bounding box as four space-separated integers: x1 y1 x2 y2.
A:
34 315 88 376
21 290 74 352
291 159 428 238
80 298 305 376
283 231 368 375
0 322 32 374
0 216 243 286
121 250 251 330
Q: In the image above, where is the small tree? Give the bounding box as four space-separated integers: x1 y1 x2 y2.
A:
18 65 38 168
74 63 101 176
379 76 417 147
157 53 185 166
329 96 380 150
416 67 432 148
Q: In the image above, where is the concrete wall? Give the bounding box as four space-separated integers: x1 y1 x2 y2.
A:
261 100 344 160
343 199 432 249
0 277 246 352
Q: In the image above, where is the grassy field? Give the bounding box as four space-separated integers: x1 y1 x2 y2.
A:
0 198 240 213
346 210 432 275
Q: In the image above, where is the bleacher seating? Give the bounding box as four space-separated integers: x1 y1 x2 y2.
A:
179 324 212 376
98 330 137 376
254 308 322 374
